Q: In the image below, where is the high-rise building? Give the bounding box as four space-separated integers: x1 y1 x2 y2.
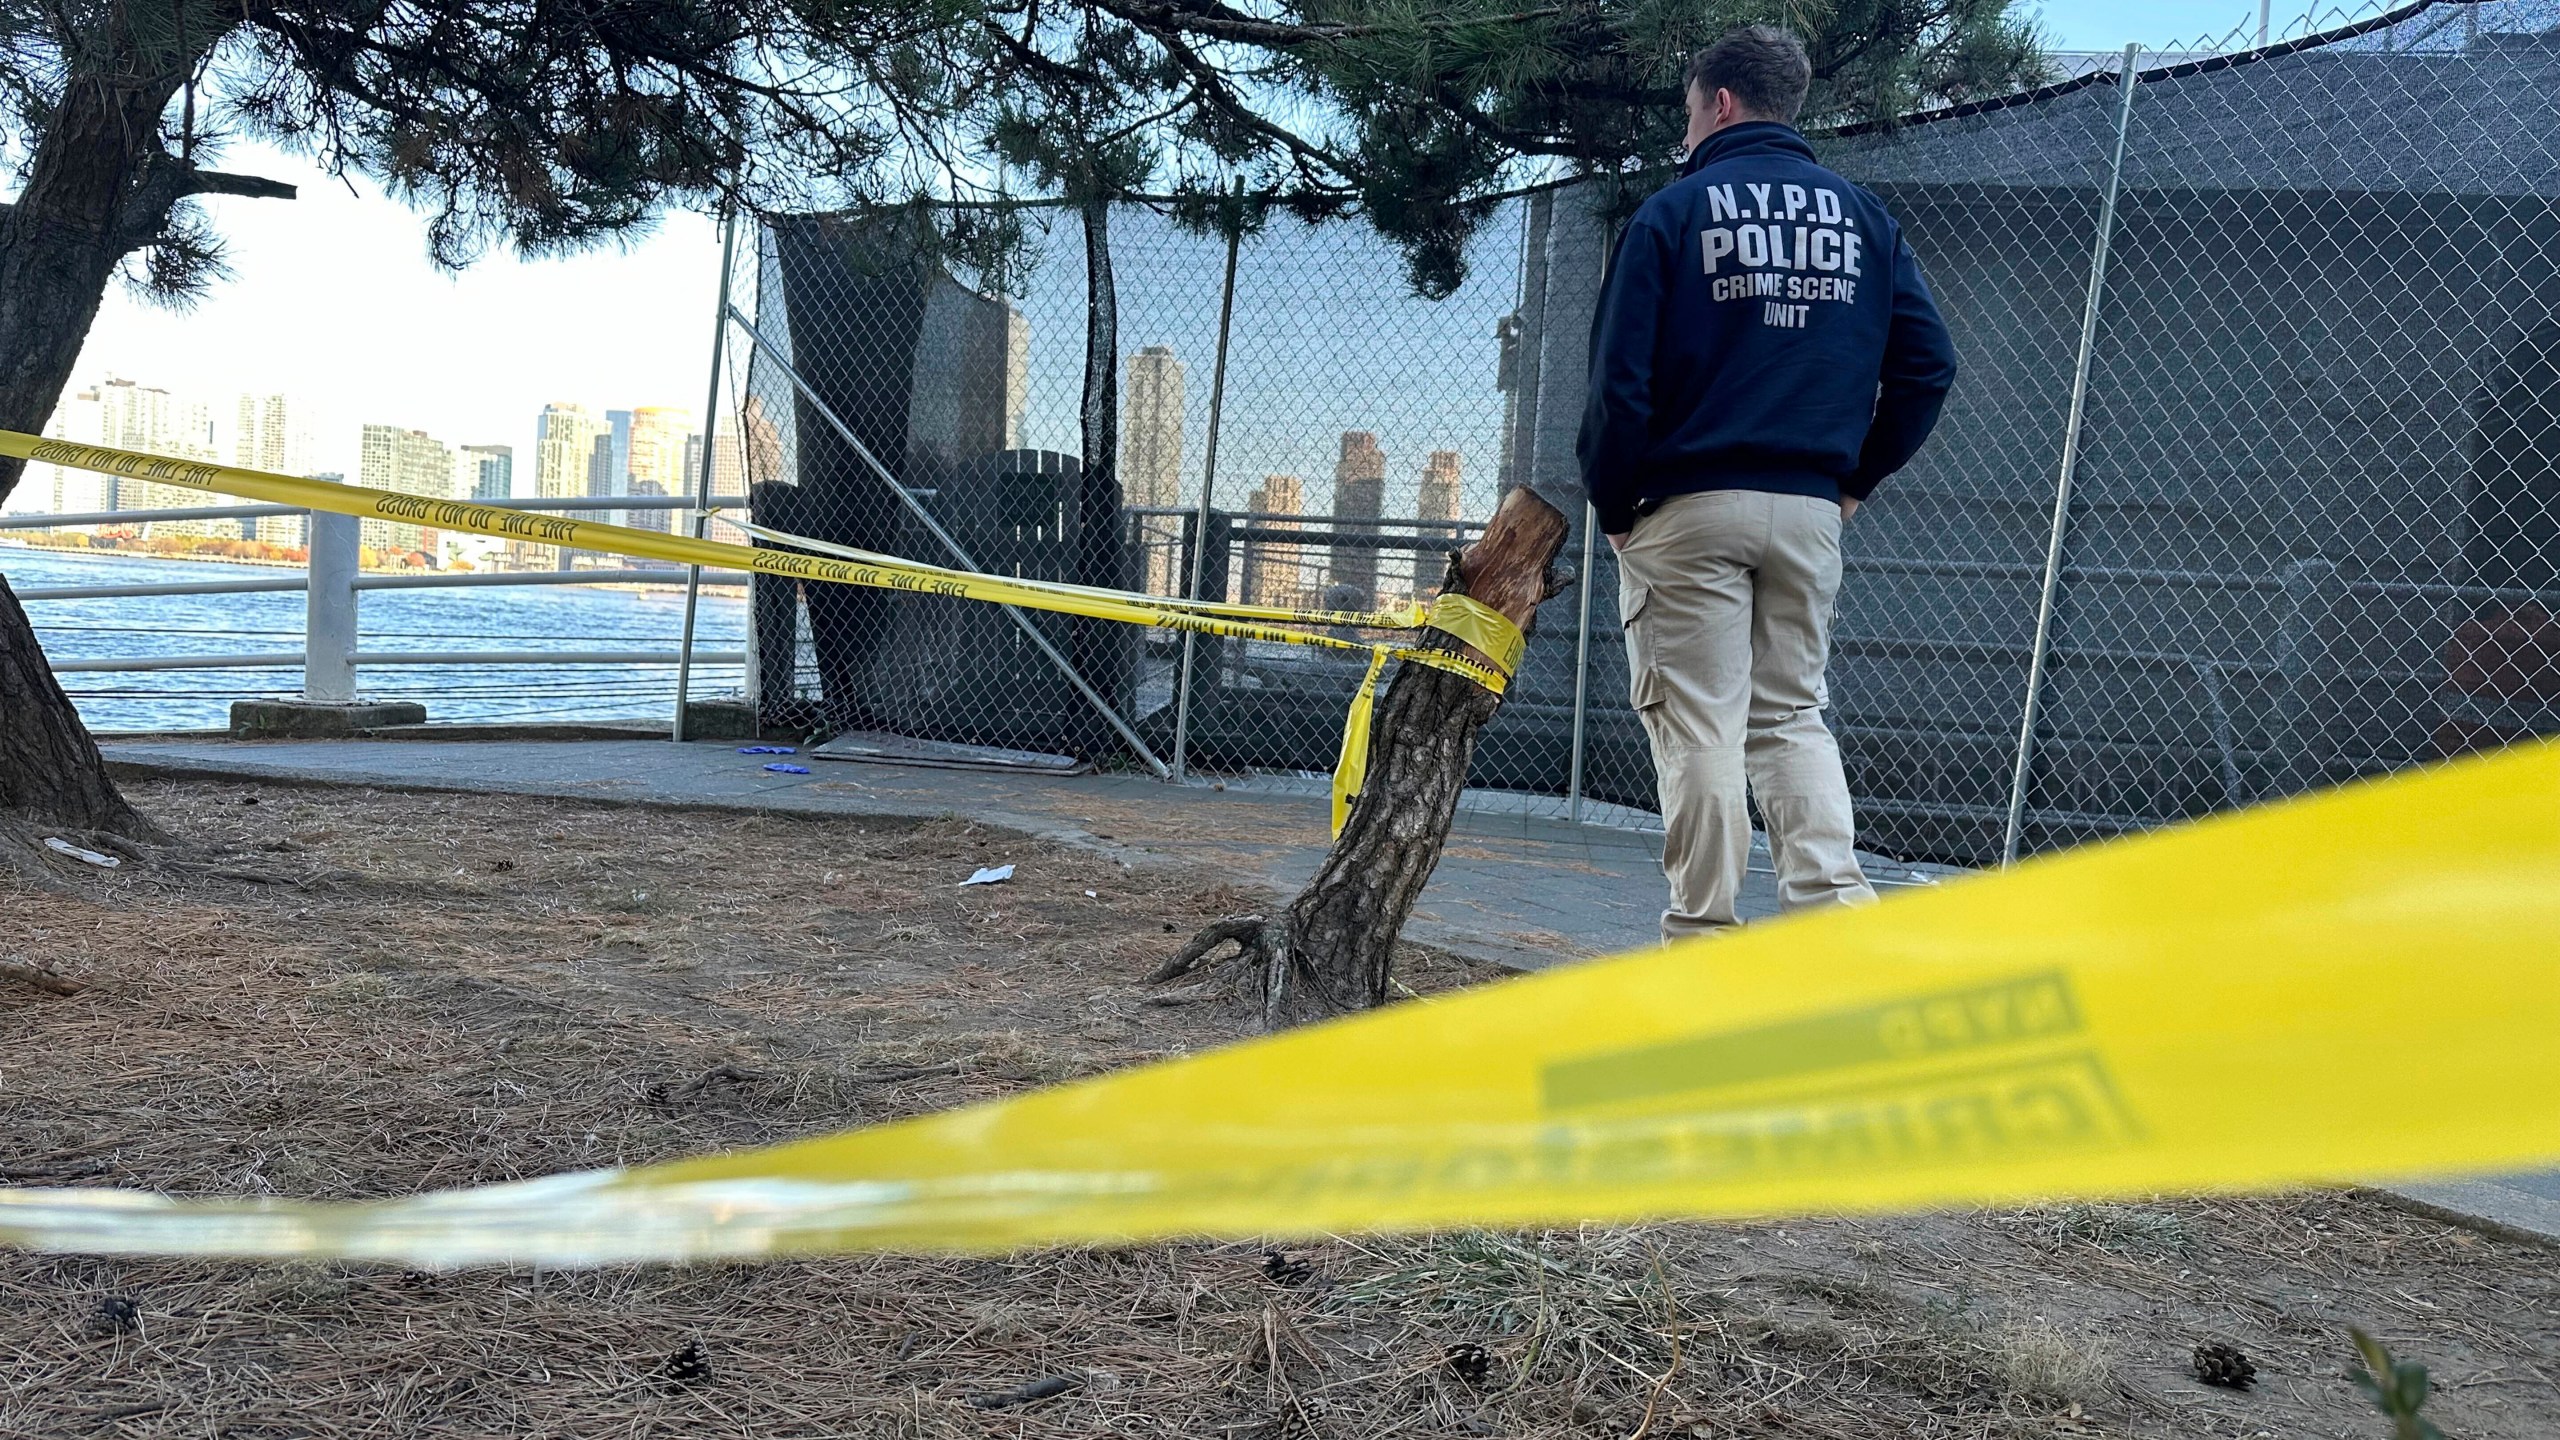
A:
1408 451 1467 604
356 424 454 557
30 386 108 518
1418 450 1463 524
585 432 619 529
1243 474 1309 609
531 403 604 567
628 407 692 493
458 444 513 502
1121 347 1186 508
65 379 218 530
232 392 313 545
534 403 603 500
1122 346 1187 593
686 429 752 544
627 479 674 537
598 408 635 523
1328 431 1387 608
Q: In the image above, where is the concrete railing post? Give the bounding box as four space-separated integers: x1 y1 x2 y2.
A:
304 510 359 703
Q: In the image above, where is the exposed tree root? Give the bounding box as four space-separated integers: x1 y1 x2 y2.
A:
0 960 88 996
1144 911 1358 1029
1148 916 1268 983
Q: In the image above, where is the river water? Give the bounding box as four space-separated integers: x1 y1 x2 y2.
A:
5 546 749 734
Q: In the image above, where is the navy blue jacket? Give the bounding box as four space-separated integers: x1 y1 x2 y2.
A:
1578 122 1957 534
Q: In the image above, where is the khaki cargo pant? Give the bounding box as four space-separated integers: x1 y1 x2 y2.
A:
1618 489 1875 941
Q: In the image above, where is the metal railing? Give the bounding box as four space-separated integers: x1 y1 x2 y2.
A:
11 492 752 725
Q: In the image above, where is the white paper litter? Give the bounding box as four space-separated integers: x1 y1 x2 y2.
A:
43 838 120 869
960 864 1015 887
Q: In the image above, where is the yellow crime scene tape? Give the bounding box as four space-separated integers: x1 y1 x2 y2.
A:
712 512 1522 832
0 738 2553 1264
0 433 1519 833
3 430 2558 1266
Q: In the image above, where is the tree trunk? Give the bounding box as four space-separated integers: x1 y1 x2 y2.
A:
0 67 188 845
0 576 163 842
1068 193 1130 744
1157 486 1573 1028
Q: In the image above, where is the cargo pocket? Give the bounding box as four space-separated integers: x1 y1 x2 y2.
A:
1620 571 1665 711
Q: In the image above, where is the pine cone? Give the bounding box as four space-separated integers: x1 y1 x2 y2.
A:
1445 1341 1492 1386
659 1341 712 1390
85 1295 139 1338
1262 1249 1315 1287
2193 1341 2256 1389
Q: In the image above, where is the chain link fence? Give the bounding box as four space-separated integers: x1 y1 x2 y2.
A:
712 196 1530 785
695 0 2560 866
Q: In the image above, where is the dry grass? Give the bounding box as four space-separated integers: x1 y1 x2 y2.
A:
3 779 2557 1438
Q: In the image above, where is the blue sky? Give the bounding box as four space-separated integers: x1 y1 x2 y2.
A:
2032 1 2285 50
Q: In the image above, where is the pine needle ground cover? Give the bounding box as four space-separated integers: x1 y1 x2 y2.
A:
4 781 2556 1437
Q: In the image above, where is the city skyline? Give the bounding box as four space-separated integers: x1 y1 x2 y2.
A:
14 371 723 573
14 365 1482 591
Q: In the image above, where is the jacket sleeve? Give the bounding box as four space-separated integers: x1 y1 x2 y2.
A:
1577 212 1675 535
1845 229 1958 501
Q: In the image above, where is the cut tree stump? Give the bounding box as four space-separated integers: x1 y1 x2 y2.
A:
1156 485 1572 1029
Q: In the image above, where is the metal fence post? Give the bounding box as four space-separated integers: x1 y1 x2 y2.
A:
2001 43 2141 866
2275 557 2341 796
1171 206 1244 783
1567 505 1597 823
1566 222 1609 824
673 206 739 743
303 510 359 703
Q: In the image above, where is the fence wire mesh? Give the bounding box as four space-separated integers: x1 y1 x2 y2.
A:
696 0 2560 865
715 196 1531 788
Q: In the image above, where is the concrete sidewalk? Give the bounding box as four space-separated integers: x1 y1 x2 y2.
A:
95 734 2559 1249
101 736 1958 970
102 736 1720 970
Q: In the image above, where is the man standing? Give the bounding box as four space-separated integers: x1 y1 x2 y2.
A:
1580 24 1957 941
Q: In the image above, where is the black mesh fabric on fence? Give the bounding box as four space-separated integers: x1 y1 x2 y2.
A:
698 0 2560 864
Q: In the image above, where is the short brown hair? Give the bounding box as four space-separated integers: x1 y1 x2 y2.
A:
1684 25 1813 124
